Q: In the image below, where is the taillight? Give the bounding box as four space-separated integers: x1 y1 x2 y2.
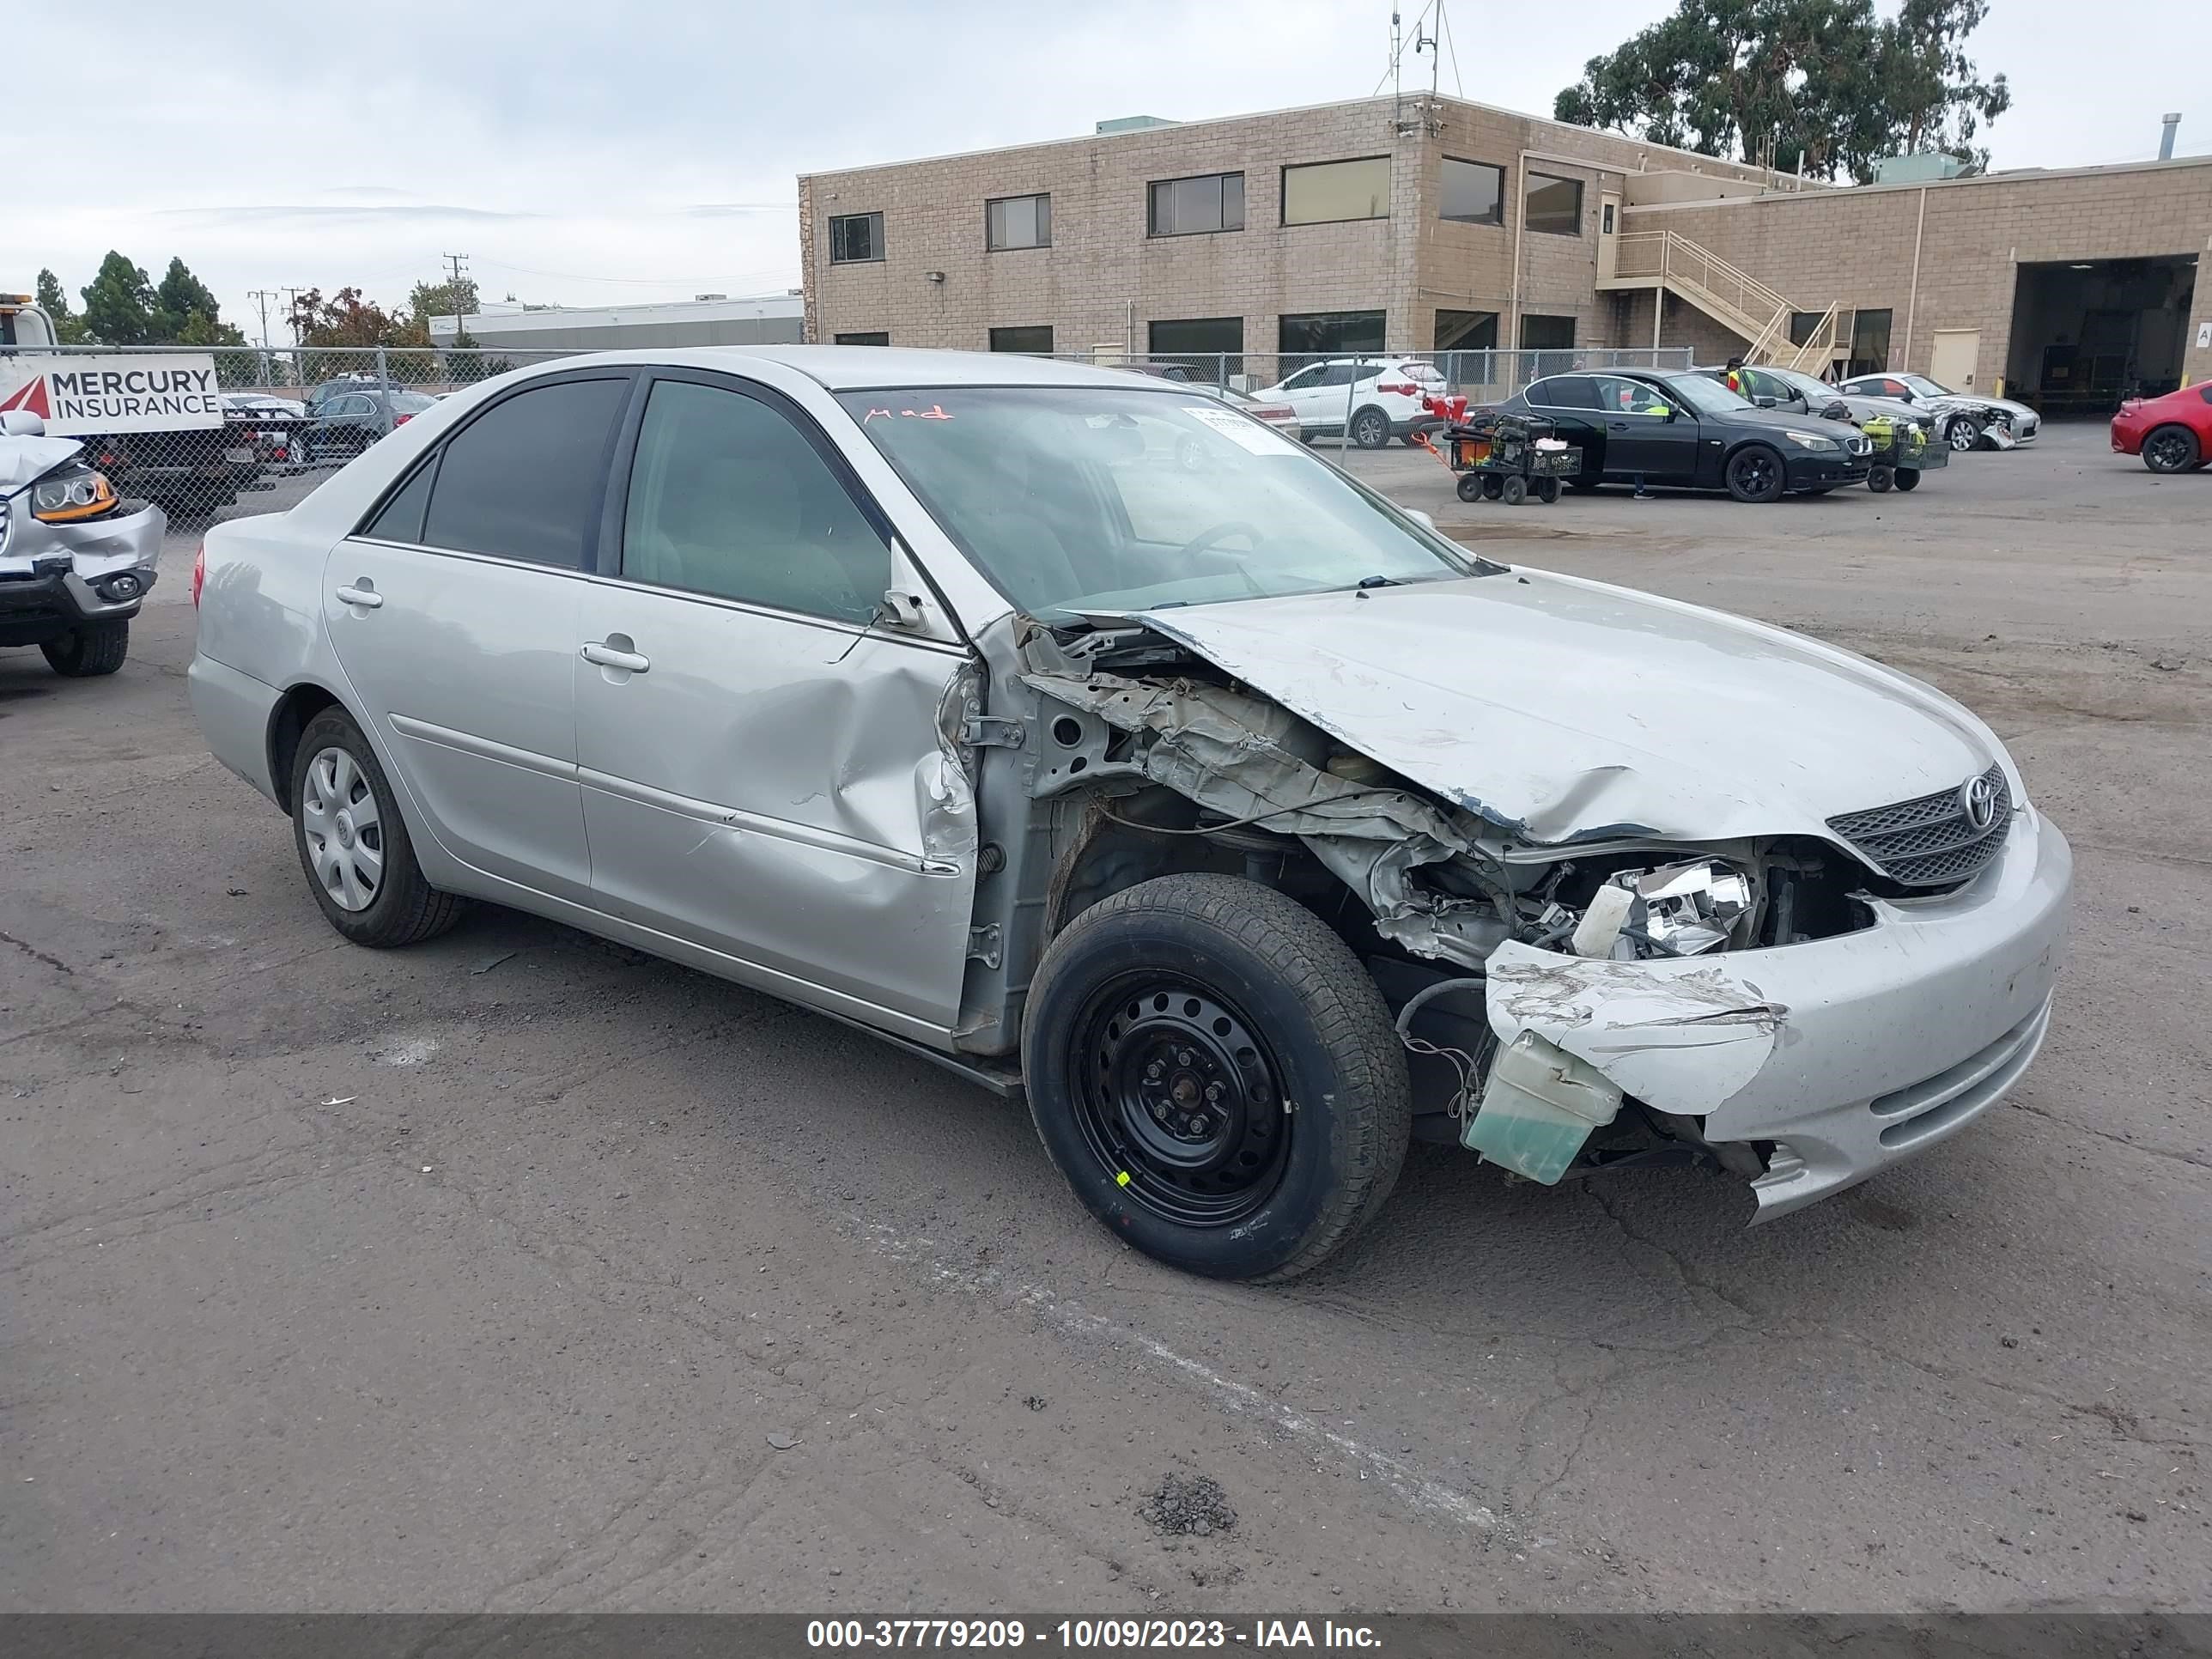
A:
394 412 412 425
1379 381 1417 397
191 544 205 608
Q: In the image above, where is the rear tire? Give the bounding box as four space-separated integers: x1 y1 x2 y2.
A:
1023 874 1412 1282
1894 468 1921 492
1500 474 1528 506
1349 407 1390 449
1867 466 1893 493
2142 425 2200 474
1455 472 1483 502
1536 477 1561 503
290 709 467 948
41 620 130 678
1726 444 1786 503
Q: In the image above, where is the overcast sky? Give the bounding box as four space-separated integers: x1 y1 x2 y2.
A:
12 0 2207 337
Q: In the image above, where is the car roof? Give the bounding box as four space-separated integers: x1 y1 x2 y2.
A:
499 345 1164 392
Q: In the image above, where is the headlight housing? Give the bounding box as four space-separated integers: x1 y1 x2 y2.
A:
1783 429 1838 451
30 465 118 524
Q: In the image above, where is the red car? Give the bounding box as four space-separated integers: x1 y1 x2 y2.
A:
2111 383 2212 473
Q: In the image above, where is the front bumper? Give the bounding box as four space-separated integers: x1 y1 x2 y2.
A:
1484 805 2071 1218
0 500 165 645
1784 449 1873 488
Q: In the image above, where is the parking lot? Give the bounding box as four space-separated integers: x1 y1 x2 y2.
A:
3 417 2206 1613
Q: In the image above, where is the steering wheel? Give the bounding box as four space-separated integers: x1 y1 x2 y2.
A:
1178 520 1266 561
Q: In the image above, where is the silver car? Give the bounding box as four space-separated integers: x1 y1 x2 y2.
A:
188 349 2071 1281
1 412 165 677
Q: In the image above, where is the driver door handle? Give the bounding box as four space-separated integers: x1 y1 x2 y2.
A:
581 641 650 674
1607 420 1630 430
335 583 383 610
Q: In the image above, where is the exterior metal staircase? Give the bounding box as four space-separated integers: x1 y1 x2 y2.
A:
1602 230 1840 372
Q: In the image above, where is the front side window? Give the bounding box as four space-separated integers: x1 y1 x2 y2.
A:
829 212 884 264
987 193 1051 251
1524 172 1583 236
420 377 628 568
620 379 887 625
838 386 1480 621
1149 173 1244 236
1439 157 1504 225
1282 157 1391 226
1595 374 1676 416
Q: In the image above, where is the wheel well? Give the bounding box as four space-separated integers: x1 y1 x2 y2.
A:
1351 402 1389 428
266 684 344 813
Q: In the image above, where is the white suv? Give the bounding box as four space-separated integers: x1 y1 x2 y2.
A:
1254 357 1448 447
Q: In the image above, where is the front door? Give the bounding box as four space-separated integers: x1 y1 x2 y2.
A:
574 370 977 1031
323 372 631 904
1929 328 1981 392
1591 374 1702 483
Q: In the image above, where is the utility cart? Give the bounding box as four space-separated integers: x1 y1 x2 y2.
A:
1859 415 1948 493
1425 400 1583 505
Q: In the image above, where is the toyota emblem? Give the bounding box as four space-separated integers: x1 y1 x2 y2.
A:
1961 775 1998 831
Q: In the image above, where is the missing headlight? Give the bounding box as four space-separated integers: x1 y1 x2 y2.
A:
1570 859 1753 960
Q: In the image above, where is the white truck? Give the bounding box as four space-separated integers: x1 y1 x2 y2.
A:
1 293 258 515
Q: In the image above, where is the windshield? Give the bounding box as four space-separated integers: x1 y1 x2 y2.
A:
838 386 1486 620
1766 368 1838 402
1663 375 1753 420
1903 375 1954 397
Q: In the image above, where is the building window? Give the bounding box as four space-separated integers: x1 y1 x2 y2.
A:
1149 173 1244 236
1788 312 1827 347
1523 173 1583 236
986 194 1051 251
1278 310 1386 356
1601 202 1616 234
1519 314 1577 349
829 212 883 264
1281 157 1391 226
1848 308 1893 379
988 325 1054 354
1438 158 1504 226
834 331 890 346
1435 309 1498 351
1149 317 1243 354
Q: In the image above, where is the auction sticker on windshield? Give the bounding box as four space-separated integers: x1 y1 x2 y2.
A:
1181 404 1299 454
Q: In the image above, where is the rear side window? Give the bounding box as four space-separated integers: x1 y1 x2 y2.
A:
363 458 435 544
618 379 889 624
421 378 627 568
1534 376 1598 409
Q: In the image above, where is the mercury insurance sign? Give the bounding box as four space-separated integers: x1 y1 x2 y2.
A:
0 355 224 436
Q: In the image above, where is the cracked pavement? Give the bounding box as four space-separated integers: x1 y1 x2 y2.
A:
3 421 2206 1612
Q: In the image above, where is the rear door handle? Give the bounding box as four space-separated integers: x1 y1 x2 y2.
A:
581 641 650 674
1607 420 1630 430
335 583 383 609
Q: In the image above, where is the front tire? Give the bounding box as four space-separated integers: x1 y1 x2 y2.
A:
1894 467 1921 492
1456 471 1484 502
1349 407 1391 449
2142 425 2200 474
1866 466 1893 493
41 620 130 677
290 709 466 947
1946 415 1981 453
1726 444 1786 503
1023 875 1412 1282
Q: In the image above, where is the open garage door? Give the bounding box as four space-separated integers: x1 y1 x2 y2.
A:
2005 255 2198 413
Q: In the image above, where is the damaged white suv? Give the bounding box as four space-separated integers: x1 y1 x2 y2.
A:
187 349 2071 1281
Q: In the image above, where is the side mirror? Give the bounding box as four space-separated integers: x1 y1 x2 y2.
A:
1753 395 1778 409
875 589 927 630
1 410 46 437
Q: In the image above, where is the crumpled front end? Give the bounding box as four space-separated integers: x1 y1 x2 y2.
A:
1012 595 2069 1219
2 436 166 642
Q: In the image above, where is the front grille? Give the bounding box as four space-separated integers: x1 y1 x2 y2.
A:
1828 764 2011 887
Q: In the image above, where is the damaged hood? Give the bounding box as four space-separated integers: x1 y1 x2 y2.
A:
1133 571 2002 845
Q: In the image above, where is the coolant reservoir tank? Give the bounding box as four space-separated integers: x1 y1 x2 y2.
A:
1462 1031 1625 1184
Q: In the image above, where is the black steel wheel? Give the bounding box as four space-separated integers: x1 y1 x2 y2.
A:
1456 471 1484 502
1536 476 1561 503
2142 425 2200 474
1867 465 1893 493
1500 473 1528 506
1069 977 1292 1228
1481 473 1505 500
1894 467 1921 491
1024 874 1412 1281
1726 444 1785 503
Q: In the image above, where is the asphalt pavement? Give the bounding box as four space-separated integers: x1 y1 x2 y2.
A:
3 420 2206 1613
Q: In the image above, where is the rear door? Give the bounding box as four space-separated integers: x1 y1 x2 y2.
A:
322 371 630 905
573 369 977 1034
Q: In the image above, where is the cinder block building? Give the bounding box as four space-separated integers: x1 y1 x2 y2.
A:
799 94 2212 409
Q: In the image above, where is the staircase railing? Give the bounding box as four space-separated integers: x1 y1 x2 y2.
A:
1607 228 1835 368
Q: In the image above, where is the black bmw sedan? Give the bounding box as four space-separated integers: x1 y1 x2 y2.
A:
1498 368 1873 501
